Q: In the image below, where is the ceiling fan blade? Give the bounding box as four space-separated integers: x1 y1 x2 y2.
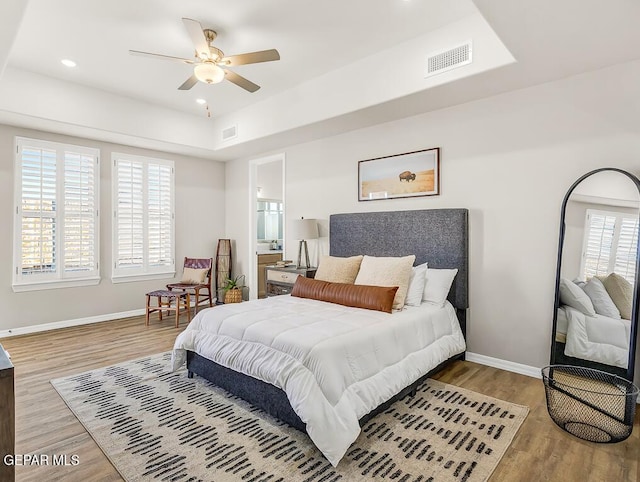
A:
178 75 199 91
224 69 260 92
129 50 194 64
221 49 280 67
182 17 211 60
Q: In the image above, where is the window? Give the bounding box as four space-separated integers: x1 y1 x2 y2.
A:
112 153 175 282
13 137 100 291
581 209 638 284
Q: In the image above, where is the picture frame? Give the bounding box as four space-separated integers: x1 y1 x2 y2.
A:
358 147 440 201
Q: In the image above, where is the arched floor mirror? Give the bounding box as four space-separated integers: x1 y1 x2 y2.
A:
551 168 640 381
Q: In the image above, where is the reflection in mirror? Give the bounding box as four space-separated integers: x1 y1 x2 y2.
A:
257 200 283 242
552 169 640 381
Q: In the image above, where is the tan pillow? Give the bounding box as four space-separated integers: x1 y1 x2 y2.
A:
181 267 207 284
354 255 416 310
291 277 398 313
602 273 633 320
315 255 363 284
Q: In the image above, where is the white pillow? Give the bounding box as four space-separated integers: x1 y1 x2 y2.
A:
559 278 596 316
572 278 586 289
422 268 458 307
354 255 416 310
405 263 428 307
582 277 621 319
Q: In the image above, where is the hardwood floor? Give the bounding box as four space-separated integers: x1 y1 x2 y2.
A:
2 316 638 481
433 361 639 482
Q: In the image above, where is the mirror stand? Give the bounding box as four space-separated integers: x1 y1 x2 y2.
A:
551 167 640 382
546 168 640 443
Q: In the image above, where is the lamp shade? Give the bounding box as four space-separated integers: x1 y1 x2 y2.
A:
194 62 225 84
291 218 318 240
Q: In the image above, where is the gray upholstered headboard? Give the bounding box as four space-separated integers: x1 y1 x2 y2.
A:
329 209 469 332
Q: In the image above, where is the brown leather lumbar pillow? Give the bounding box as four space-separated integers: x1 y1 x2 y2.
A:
291 276 398 313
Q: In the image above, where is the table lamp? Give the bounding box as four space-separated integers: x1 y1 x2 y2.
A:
291 218 318 269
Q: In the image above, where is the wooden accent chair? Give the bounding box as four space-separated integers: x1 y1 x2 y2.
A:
167 257 213 315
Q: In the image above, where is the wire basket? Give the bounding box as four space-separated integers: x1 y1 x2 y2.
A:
542 365 639 443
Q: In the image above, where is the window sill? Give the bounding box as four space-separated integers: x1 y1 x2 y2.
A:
12 277 101 293
111 271 176 284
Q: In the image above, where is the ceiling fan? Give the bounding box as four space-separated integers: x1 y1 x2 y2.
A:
130 18 280 93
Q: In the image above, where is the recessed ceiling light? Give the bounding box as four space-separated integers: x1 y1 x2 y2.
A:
61 59 76 68
196 98 207 105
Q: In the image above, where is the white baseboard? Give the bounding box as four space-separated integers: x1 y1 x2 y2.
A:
466 352 640 405
466 352 542 379
0 309 146 338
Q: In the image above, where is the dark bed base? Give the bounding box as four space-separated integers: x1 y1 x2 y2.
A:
187 349 465 433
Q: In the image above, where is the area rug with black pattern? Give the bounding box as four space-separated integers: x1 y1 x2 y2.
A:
51 352 528 482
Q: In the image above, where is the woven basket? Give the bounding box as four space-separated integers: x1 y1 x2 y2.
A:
542 365 639 443
224 288 242 304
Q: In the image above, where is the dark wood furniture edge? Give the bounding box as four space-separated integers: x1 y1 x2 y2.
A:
0 344 15 481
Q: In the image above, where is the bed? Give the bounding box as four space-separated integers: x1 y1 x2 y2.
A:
556 305 631 371
172 208 468 466
554 276 632 376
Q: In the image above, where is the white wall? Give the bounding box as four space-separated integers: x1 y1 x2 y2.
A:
226 59 640 380
257 160 283 201
0 124 225 331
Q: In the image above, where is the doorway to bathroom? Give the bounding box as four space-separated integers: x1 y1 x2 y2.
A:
248 154 285 299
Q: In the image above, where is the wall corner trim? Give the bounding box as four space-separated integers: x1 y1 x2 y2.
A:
466 352 541 379
0 309 146 338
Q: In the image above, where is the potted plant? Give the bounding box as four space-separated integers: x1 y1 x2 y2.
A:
223 275 245 303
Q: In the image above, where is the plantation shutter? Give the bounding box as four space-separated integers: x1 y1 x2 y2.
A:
115 160 144 269
613 216 639 284
582 210 637 284
583 212 616 279
147 163 173 268
112 154 174 280
64 151 97 274
14 137 99 290
19 145 58 276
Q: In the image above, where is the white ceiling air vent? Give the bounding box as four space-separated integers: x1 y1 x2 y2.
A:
221 124 237 141
425 40 472 78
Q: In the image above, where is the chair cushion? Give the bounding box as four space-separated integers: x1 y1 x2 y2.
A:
181 267 208 284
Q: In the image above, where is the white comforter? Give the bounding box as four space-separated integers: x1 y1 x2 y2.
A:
172 295 465 466
563 305 631 369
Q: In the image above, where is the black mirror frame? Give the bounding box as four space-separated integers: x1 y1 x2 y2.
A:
550 167 640 381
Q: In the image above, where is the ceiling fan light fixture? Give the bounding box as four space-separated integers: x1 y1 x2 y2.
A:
194 62 224 84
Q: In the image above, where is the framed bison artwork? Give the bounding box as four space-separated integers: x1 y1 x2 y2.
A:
358 147 440 201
